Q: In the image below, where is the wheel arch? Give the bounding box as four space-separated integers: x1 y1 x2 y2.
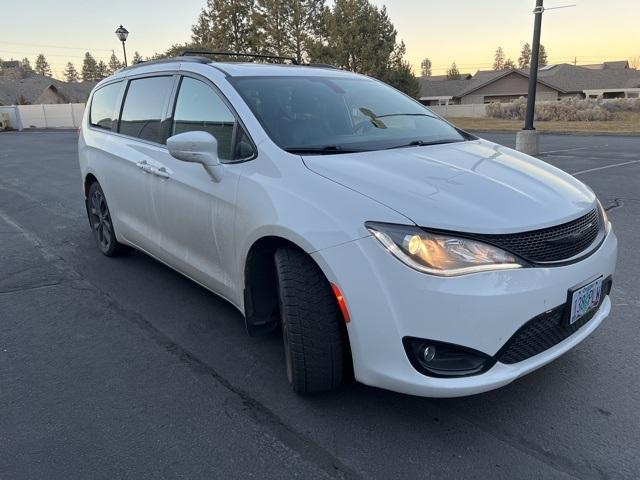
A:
84 172 99 200
242 235 305 335
242 235 349 335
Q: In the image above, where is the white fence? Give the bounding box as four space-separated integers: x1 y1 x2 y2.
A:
0 103 85 130
428 104 488 118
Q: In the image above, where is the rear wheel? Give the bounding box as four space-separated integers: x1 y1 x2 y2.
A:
87 182 128 257
274 247 345 394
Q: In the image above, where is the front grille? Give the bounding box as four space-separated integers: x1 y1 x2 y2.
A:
496 276 612 364
473 208 601 263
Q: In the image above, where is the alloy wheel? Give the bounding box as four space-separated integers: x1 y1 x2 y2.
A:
89 189 113 252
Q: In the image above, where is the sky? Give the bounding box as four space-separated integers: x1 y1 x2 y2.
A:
1 0 639 78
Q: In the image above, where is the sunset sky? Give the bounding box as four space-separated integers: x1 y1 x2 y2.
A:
2 0 638 77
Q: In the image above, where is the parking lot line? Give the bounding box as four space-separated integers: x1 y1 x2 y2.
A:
539 146 603 155
571 159 640 176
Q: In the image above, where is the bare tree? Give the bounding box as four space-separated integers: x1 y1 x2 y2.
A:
420 57 432 77
493 47 505 70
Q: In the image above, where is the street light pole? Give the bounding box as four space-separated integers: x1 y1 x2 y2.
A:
524 0 544 130
121 41 128 67
115 25 129 67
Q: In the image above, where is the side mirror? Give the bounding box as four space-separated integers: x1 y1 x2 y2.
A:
167 131 223 182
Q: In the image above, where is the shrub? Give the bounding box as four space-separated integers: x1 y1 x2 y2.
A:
485 96 621 121
600 98 640 113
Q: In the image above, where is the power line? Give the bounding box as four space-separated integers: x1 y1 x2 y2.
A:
1 50 113 59
0 40 113 52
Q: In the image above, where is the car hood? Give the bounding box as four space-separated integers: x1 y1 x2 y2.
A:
302 139 596 234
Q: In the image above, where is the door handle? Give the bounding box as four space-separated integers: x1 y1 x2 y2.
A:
136 160 149 170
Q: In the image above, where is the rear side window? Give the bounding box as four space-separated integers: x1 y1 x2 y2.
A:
172 77 252 161
119 76 174 143
90 82 121 130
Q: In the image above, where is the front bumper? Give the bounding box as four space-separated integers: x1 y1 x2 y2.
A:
311 229 618 397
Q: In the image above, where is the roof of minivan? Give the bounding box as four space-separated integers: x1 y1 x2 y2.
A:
210 62 355 78
113 57 358 80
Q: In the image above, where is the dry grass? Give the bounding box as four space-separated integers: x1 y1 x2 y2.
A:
447 112 640 135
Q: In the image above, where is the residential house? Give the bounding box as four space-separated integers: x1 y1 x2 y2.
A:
419 61 640 106
0 74 95 106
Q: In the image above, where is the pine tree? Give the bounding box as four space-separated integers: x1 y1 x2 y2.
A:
22 57 33 73
34 54 52 76
95 61 108 80
447 62 461 80
252 0 325 63
493 47 505 70
518 42 531 69
539 44 548 67
420 58 432 77
132 51 144 64
191 0 258 52
82 52 98 81
107 52 122 74
64 62 79 82
315 0 418 96
317 0 395 75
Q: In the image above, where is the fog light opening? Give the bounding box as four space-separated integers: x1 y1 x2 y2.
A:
403 337 495 378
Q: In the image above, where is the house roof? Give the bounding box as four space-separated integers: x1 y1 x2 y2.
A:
421 73 472 82
0 74 95 105
582 60 629 70
534 64 640 92
419 78 473 97
419 61 640 99
420 69 562 99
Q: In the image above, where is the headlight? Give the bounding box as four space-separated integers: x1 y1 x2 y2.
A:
366 222 526 276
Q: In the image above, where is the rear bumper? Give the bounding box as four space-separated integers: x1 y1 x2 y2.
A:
312 229 617 397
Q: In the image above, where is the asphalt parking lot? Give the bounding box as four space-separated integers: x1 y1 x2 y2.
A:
1 130 639 479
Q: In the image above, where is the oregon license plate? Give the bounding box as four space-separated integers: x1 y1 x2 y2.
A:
569 277 603 325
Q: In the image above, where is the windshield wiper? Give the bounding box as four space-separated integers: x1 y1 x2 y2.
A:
374 112 439 119
384 139 465 150
284 145 364 155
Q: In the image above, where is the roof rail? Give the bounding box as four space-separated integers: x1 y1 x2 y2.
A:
179 50 299 65
119 56 211 72
303 63 339 70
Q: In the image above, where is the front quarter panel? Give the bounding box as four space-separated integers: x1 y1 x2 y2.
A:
234 140 410 304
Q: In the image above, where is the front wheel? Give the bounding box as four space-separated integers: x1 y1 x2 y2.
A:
274 247 346 394
86 182 128 257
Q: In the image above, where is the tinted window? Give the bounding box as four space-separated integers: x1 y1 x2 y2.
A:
231 76 466 153
172 77 251 161
119 76 174 143
90 82 121 130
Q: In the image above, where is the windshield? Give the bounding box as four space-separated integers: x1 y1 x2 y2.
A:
230 75 468 154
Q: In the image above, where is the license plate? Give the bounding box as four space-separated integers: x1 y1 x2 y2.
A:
569 277 603 325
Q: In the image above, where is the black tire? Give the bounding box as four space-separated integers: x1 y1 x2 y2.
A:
274 247 345 394
86 182 128 257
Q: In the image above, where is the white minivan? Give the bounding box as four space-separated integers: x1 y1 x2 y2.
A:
79 52 617 397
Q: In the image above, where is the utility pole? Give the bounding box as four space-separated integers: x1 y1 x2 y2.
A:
517 1 576 154
524 0 543 131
